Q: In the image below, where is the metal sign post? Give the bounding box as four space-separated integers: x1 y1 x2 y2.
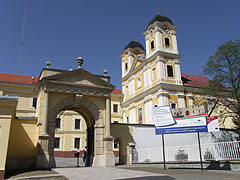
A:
162 134 166 170
197 132 203 171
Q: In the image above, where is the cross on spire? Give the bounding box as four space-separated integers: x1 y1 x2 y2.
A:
157 8 160 15
132 35 134 40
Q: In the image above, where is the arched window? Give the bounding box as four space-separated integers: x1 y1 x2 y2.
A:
165 37 170 47
137 77 141 88
151 40 155 50
167 65 174 77
138 108 143 124
125 62 128 71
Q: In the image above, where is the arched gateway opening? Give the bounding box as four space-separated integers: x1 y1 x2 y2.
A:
50 97 98 167
36 67 115 168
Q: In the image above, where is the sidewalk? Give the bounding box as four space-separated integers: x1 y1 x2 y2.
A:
54 167 170 180
53 165 240 180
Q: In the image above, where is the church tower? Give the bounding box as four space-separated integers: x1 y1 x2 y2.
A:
142 13 182 85
143 14 179 58
121 12 185 125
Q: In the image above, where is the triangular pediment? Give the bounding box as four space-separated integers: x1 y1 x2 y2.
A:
41 68 114 89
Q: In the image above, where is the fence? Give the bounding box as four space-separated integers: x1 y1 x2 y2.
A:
133 141 240 163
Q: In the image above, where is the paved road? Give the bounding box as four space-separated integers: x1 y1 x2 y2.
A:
54 164 240 180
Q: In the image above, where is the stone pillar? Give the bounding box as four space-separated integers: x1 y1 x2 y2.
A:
105 96 111 137
93 96 115 167
42 91 49 136
37 90 54 169
103 96 115 166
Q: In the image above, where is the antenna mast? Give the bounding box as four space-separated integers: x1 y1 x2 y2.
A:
19 10 26 78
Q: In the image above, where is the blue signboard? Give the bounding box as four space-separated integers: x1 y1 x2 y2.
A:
152 106 208 135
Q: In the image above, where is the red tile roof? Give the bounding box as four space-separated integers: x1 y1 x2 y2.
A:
112 88 122 94
181 73 209 88
0 72 210 90
0 73 123 94
0 73 38 85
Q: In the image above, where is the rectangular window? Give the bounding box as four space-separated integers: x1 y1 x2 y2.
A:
167 65 174 77
152 67 156 81
74 138 80 149
138 108 143 124
54 137 60 149
32 97 37 108
113 104 118 113
75 119 80 129
165 37 170 47
56 118 61 129
171 102 177 109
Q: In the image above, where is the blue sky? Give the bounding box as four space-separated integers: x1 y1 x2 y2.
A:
0 0 239 89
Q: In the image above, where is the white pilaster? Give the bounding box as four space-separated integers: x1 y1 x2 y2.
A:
155 30 161 51
172 33 179 54
147 68 151 86
175 62 182 84
158 92 169 106
144 70 147 87
145 36 150 58
178 95 185 108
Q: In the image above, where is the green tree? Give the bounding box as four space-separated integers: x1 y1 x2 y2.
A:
203 40 240 133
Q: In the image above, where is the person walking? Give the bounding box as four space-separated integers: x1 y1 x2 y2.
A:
82 149 86 163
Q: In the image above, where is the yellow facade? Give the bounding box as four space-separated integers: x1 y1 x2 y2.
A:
0 97 17 176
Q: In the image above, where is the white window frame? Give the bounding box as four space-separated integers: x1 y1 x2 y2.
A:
113 104 119 113
72 136 81 150
164 36 170 48
54 136 62 150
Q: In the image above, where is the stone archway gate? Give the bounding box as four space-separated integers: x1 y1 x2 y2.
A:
35 67 115 168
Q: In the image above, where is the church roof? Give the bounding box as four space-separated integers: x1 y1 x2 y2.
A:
147 15 173 28
123 41 145 51
181 73 209 88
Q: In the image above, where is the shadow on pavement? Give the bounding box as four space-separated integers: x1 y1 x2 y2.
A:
117 176 175 180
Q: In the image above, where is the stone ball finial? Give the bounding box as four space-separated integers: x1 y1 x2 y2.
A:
76 57 84 69
46 60 51 68
104 69 108 76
